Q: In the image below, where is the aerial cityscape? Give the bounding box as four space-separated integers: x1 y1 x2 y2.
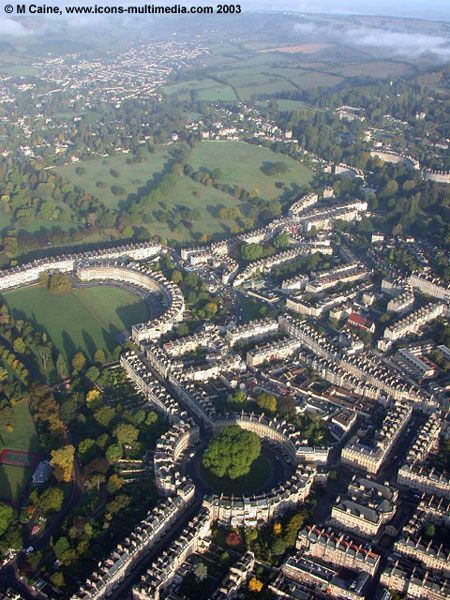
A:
0 5 449 600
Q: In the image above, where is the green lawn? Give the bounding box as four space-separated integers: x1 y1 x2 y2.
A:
0 399 41 503
0 399 40 453
4 285 149 361
329 60 413 79
189 141 313 202
162 78 237 101
0 465 33 503
144 174 245 242
55 148 170 209
258 99 312 112
200 454 273 495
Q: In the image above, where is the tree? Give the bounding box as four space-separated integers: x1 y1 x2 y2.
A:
50 572 65 588
50 445 75 482
86 366 100 381
277 395 296 416
257 392 277 413
194 561 208 581
271 537 287 555
274 232 289 250
106 443 122 464
227 390 246 406
424 524 436 538
105 494 130 521
78 438 97 459
47 272 72 295
202 425 261 479
86 389 102 408
248 577 263 593
273 522 282 536
245 527 258 544
260 161 288 176
94 348 106 364
241 243 263 261
284 510 308 546
38 487 64 513
106 473 123 494
0 502 14 536
13 337 26 354
145 411 158 426
171 270 183 284
114 423 139 447
56 353 69 379
72 352 86 372
54 537 70 559
205 301 218 316
94 406 115 428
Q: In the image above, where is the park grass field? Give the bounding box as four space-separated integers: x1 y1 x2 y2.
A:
0 63 41 77
0 399 41 502
199 454 273 495
4 285 149 361
189 141 313 202
55 148 170 209
162 78 237 101
258 99 312 113
143 174 244 242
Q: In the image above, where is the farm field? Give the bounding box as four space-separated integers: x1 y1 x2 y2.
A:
165 48 347 102
188 141 313 203
4 285 149 361
260 43 333 54
329 60 414 78
262 67 343 89
0 399 41 502
199 65 344 100
55 148 170 209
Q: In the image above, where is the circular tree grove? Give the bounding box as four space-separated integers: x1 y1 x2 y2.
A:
202 425 261 480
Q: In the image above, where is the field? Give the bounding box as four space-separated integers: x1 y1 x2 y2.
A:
161 78 237 101
166 41 416 104
165 65 343 102
189 141 313 202
144 174 245 242
258 43 333 54
54 141 313 244
0 399 41 502
199 454 273 495
258 99 312 113
4 285 149 361
329 61 414 78
55 148 170 209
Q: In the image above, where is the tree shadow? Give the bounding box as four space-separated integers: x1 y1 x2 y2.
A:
207 204 222 219
120 154 177 210
81 330 97 362
62 331 77 361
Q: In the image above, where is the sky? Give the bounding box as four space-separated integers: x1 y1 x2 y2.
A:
1 0 449 39
246 0 450 21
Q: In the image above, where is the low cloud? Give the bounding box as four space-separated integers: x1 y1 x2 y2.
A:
0 17 31 36
293 21 450 60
